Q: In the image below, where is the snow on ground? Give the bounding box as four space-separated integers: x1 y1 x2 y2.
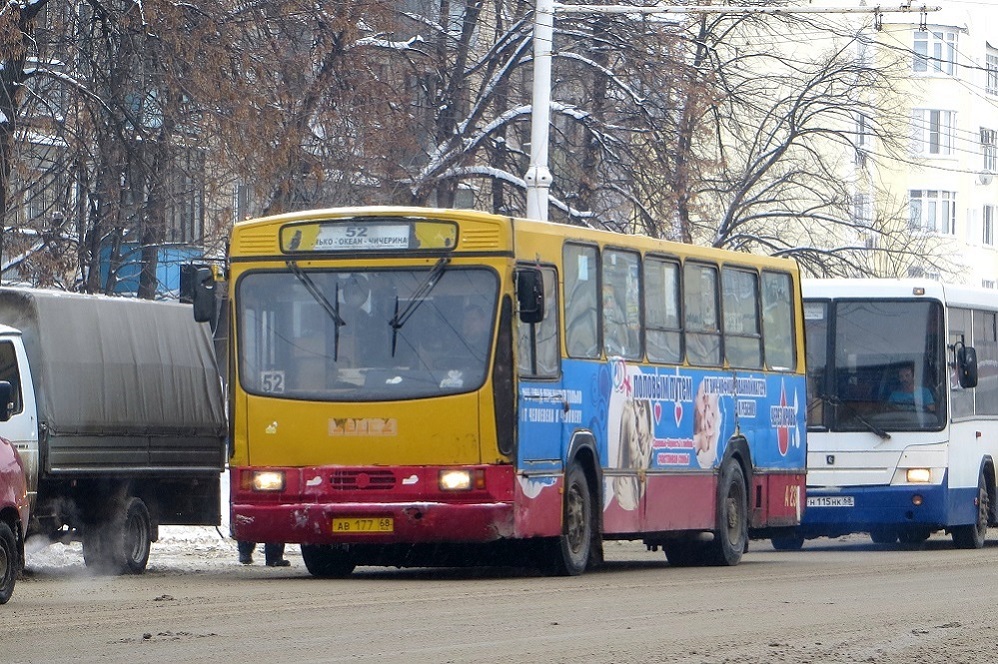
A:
22 468 302 574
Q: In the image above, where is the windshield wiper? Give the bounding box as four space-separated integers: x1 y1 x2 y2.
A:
389 257 450 357
287 260 346 361
826 394 891 440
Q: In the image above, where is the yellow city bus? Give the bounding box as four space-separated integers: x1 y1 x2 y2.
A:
191 206 806 576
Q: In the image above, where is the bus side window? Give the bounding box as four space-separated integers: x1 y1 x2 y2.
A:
602 249 641 360
645 256 682 364
762 271 795 371
684 262 721 366
517 266 560 377
563 243 599 358
722 267 762 369
973 309 998 415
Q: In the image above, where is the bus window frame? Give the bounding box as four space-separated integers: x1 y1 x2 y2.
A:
517 263 561 379
601 246 643 361
643 253 684 366
683 259 723 367
761 270 798 372
563 241 602 360
721 265 764 370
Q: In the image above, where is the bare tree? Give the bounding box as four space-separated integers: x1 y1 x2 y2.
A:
0 0 965 289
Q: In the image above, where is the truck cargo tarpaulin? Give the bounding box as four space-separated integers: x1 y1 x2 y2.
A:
0 287 225 473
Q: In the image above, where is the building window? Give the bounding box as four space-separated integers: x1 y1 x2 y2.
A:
985 206 995 246
909 190 956 234
855 113 871 166
856 113 871 147
983 128 998 173
914 30 957 75
853 193 872 227
912 110 955 156
988 47 998 96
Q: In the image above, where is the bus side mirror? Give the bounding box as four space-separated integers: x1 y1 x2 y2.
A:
516 269 545 324
957 345 978 389
181 265 217 325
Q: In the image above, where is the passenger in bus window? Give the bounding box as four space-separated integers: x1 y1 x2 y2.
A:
293 307 329 390
338 273 380 367
888 363 935 412
461 304 490 359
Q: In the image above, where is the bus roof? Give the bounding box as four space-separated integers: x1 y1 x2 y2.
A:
803 278 998 309
231 206 798 272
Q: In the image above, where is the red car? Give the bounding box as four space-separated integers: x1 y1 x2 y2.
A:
0 435 28 604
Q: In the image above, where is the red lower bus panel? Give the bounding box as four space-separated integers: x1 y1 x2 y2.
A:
751 472 805 528
512 474 564 537
231 465 519 545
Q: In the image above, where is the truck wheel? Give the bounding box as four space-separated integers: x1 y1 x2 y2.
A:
120 498 152 574
301 544 356 578
704 460 748 566
0 522 18 604
543 462 595 576
83 497 152 575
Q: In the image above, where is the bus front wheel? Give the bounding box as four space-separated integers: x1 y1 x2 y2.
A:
952 473 989 550
301 544 356 578
544 463 594 576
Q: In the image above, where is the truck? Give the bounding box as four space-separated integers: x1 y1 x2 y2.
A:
0 287 226 574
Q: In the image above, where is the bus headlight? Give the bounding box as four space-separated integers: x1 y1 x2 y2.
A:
439 469 485 491
906 468 932 484
251 470 285 492
440 470 472 491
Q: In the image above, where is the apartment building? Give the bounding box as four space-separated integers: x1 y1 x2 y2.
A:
868 3 998 286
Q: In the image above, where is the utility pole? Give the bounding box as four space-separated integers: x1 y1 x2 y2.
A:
524 2 942 221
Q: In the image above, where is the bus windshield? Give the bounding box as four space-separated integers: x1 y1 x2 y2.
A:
237 266 498 401
806 299 945 432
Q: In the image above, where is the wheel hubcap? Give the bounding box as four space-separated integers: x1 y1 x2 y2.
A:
566 484 586 553
725 488 741 541
978 488 989 536
126 514 146 560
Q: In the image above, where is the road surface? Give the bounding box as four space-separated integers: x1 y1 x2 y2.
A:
2 530 995 663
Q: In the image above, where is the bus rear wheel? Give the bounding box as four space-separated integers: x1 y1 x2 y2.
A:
301 544 356 578
543 463 594 576
704 460 748 566
952 473 989 549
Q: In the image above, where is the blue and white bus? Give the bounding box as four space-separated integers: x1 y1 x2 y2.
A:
782 279 990 549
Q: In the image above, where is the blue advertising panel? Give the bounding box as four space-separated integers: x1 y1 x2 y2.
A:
518 358 806 479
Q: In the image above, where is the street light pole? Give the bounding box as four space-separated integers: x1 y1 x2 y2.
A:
523 2 941 222
525 0 555 221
